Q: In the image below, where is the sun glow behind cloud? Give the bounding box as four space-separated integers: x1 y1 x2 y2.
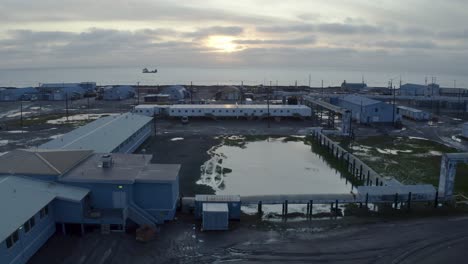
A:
206 36 241 53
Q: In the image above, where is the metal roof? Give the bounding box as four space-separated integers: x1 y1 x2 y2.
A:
203 203 229 212
340 95 382 106
0 149 93 176
195 195 241 202
397 105 424 113
62 153 180 184
0 176 89 242
39 112 153 153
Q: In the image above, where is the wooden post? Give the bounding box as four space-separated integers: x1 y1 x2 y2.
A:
284 200 288 215
309 200 313 217
335 200 339 217
258 201 262 215
367 170 370 185
394 193 399 209
407 192 412 211
434 190 439 208
365 193 369 207
359 165 363 180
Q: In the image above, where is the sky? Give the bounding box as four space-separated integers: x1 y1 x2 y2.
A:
1 0 468 75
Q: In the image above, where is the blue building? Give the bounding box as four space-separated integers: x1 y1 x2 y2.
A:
100 85 135 101
0 149 180 264
341 81 367 92
39 83 93 101
0 176 89 264
0 87 38 101
334 95 400 124
399 83 440 96
39 112 153 153
160 85 190 101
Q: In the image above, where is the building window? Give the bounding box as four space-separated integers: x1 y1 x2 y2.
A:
24 216 35 233
375 108 378 112
199 110 202 113
6 230 19 249
40 206 49 219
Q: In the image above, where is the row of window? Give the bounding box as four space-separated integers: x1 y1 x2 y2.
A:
5 205 48 249
114 123 151 152
171 109 292 114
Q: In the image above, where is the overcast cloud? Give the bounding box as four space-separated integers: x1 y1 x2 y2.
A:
1 0 468 75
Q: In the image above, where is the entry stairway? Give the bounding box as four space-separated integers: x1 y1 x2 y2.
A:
127 201 158 227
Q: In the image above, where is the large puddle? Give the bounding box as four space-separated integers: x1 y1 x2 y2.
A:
198 136 355 196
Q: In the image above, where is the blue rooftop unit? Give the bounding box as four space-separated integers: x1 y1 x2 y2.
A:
39 112 153 153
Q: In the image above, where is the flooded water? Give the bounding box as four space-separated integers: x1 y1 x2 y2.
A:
198 137 354 196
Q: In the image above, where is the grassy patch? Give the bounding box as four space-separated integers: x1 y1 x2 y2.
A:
335 135 468 195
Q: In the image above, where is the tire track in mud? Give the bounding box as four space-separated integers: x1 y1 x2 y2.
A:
388 233 468 264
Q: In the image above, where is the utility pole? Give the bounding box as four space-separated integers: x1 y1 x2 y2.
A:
391 79 395 126
308 74 311 88
137 82 140 105
190 81 193 104
65 93 69 122
268 81 271 128
321 80 324 95
20 100 23 130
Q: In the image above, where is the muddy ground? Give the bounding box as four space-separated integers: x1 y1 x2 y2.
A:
29 213 468 264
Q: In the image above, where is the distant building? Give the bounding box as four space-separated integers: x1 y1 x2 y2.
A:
39 112 153 154
341 81 367 92
462 123 468 138
439 87 468 97
39 82 96 101
100 85 135 101
167 104 312 118
399 83 440 96
144 94 170 103
398 105 432 121
0 87 38 101
160 85 190 101
334 95 400 124
215 86 241 101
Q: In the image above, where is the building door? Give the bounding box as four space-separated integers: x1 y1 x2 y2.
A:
112 191 127 208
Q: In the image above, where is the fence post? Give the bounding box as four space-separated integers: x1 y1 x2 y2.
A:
407 192 412 211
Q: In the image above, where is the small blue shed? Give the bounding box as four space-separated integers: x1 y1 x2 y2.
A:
202 203 229 231
195 195 241 220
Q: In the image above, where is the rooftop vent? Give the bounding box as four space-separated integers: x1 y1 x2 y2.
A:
100 154 113 168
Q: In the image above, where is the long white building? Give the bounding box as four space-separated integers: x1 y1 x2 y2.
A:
135 104 311 118
397 106 432 121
